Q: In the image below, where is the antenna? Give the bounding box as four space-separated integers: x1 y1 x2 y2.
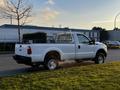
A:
10 15 12 24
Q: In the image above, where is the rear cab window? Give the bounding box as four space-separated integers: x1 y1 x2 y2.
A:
56 34 73 44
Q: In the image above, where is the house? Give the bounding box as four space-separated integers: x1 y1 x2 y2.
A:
0 24 100 43
108 30 120 41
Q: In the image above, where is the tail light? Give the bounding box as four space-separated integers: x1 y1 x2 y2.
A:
27 46 32 55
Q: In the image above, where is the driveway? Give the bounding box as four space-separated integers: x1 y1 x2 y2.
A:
0 49 120 77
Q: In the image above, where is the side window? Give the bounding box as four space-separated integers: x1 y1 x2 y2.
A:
77 34 89 44
57 34 72 44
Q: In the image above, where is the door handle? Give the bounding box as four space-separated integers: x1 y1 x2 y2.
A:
78 45 81 49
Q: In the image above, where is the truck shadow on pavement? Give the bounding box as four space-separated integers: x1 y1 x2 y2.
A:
0 61 94 77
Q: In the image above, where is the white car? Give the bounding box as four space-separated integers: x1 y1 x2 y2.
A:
13 32 107 70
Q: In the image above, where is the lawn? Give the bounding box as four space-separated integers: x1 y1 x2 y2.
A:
0 62 120 90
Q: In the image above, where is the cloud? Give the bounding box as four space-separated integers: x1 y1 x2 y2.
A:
33 0 60 24
92 20 114 24
0 0 5 6
40 0 60 23
41 7 59 23
46 0 55 5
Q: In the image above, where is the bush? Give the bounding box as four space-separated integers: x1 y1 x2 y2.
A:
0 43 15 51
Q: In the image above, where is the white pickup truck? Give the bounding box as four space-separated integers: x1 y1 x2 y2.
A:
13 32 107 70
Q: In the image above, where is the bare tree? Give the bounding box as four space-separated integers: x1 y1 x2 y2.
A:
0 0 32 42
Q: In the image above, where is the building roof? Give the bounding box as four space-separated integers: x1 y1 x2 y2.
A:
0 24 97 32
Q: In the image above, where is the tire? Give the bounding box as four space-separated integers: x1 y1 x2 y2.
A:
94 53 105 64
44 57 59 70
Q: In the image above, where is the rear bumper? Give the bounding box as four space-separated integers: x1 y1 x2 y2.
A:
13 55 32 65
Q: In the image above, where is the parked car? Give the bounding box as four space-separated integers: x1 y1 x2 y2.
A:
13 32 107 70
103 41 120 49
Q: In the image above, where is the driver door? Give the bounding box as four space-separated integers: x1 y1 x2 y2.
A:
75 34 95 59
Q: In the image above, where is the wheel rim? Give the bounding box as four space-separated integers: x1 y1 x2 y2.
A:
48 59 57 70
98 54 104 64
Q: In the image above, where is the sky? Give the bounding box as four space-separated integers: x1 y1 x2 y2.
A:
1 0 120 30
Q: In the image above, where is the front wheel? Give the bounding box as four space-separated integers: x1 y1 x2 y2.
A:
44 58 59 70
94 53 105 64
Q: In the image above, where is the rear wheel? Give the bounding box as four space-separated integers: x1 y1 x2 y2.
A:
44 57 59 70
94 53 105 64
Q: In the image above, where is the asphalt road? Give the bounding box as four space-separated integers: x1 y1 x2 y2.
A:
106 49 120 62
0 49 120 77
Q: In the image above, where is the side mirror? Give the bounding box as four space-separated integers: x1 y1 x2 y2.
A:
89 39 95 45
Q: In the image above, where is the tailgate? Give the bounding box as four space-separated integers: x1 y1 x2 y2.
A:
15 44 30 56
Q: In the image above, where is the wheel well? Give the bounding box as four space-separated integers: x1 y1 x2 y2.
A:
44 51 61 61
96 49 107 57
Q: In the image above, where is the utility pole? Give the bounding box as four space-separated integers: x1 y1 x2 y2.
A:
6 15 13 24
10 15 12 24
114 12 120 29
